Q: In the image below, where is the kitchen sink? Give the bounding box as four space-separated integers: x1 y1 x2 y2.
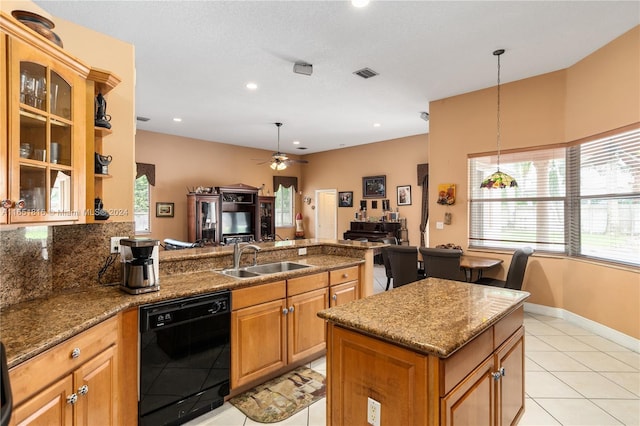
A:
219 261 310 279
245 261 310 274
219 269 261 278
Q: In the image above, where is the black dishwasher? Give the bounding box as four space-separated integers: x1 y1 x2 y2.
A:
139 291 230 426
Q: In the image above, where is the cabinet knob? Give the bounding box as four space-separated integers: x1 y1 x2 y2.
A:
282 308 288 315
78 385 89 396
71 347 81 359
66 393 78 405
342 273 348 279
1 199 13 209
499 367 505 377
492 371 502 381
288 306 294 313
15 199 26 209
332 294 338 301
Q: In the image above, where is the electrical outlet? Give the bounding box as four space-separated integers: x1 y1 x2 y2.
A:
298 247 307 256
367 397 381 426
110 236 127 254
436 221 444 230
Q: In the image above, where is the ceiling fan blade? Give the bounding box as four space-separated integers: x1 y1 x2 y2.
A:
286 158 309 164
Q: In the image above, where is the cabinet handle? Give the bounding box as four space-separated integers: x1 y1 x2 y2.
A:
289 306 294 313
342 273 348 278
332 294 337 301
67 393 78 405
78 385 89 396
499 367 505 377
282 308 288 315
15 199 25 209
1 200 13 209
492 371 502 381
71 347 81 359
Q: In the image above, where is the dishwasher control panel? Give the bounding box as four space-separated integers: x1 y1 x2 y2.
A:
140 291 230 331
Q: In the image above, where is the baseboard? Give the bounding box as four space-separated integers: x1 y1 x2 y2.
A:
524 302 640 353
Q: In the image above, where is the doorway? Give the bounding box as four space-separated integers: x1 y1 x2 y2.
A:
315 189 337 239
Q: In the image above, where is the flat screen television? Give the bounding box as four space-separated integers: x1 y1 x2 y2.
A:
222 211 252 235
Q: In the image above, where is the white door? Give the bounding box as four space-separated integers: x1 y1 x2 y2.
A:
315 189 337 239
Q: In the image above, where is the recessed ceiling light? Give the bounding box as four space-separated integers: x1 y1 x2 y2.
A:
352 0 370 8
373 123 381 127
246 82 258 90
173 117 182 122
293 140 300 145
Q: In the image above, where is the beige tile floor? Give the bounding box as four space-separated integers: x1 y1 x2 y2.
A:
187 265 640 426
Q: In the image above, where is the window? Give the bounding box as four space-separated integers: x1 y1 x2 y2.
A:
134 174 150 233
469 127 639 267
275 184 294 227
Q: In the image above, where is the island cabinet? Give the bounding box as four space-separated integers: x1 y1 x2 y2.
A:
231 272 329 390
320 279 528 426
8 316 119 426
329 266 359 307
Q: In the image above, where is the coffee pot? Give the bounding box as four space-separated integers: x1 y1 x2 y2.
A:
119 238 160 294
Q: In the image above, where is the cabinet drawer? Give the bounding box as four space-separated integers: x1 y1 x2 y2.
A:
232 281 286 310
9 315 118 405
440 327 493 396
494 306 523 349
287 273 328 296
329 266 359 285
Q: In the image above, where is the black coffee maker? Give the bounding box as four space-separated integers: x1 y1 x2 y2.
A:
119 238 160 294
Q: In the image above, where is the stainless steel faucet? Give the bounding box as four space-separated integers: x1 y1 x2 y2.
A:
233 242 261 270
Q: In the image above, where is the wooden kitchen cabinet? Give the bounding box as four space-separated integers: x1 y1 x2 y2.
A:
1 13 88 225
85 68 121 223
8 317 119 426
187 193 221 244
326 306 525 426
329 266 359 306
231 281 288 389
287 273 329 363
231 272 330 390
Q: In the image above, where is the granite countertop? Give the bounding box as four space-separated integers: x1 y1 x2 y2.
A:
1 253 364 368
318 278 530 358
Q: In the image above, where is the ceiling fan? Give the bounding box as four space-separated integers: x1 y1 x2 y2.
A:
255 122 308 170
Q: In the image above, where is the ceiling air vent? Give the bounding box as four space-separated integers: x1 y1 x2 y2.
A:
137 116 150 122
353 67 379 79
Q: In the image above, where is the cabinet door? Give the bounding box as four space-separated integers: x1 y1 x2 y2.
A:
231 298 287 388
495 327 525 426
441 356 494 426
330 281 358 307
1 33 8 224
74 345 118 426
6 37 85 224
10 375 73 426
287 287 329 363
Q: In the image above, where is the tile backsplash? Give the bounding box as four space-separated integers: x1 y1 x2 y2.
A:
0 222 134 308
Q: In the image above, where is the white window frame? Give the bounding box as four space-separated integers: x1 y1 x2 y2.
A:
134 174 151 234
468 126 640 267
275 184 294 228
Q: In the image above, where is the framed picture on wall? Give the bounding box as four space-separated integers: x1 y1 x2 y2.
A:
397 185 412 206
362 175 386 198
156 202 174 217
338 191 353 207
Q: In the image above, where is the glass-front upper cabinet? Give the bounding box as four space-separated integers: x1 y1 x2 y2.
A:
3 34 87 224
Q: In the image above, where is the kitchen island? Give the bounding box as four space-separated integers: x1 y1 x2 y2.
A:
318 278 529 426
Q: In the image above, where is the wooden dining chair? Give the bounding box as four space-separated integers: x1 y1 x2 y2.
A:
419 247 467 281
385 245 425 288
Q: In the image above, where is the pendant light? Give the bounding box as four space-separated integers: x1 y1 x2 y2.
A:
270 122 288 171
480 49 518 189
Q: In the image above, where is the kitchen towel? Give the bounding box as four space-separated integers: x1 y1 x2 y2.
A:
229 366 325 423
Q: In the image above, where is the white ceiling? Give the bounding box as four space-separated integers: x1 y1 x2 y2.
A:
35 1 639 155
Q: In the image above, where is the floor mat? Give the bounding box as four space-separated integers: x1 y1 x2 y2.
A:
229 366 326 423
